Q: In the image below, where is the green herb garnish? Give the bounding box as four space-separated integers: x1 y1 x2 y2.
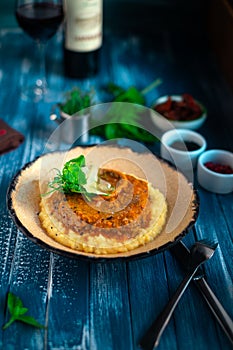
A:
2 292 45 330
59 87 93 115
105 78 162 104
47 155 87 195
44 155 112 198
91 79 162 142
106 83 146 105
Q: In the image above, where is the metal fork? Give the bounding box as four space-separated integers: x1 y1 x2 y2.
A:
170 240 233 345
139 239 218 350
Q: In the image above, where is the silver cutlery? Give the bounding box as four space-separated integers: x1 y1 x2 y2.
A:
139 239 218 350
170 240 233 346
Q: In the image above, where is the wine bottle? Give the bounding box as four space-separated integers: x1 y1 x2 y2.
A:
63 0 102 79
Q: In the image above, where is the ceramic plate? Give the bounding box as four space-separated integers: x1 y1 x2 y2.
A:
7 145 199 260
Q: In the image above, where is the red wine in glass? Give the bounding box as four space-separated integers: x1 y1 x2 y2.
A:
16 3 63 42
15 1 64 101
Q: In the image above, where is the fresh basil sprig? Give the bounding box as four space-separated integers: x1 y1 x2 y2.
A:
91 79 162 142
2 292 45 330
106 82 146 105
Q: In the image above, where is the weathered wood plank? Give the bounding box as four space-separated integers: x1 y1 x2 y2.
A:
128 252 177 350
46 254 90 349
196 190 233 283
194 190 233 350
2 232 50 350
89 261 133 350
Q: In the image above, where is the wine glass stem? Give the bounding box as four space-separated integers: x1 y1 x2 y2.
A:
36 41 47 92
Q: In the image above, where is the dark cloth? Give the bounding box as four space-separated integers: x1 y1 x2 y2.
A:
0 119 24 155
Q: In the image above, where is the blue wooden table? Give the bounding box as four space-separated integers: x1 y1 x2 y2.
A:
0 25 232 350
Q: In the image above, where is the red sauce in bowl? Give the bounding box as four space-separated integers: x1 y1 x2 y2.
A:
204 162 233 174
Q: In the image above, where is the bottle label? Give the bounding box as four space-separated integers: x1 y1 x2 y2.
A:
64 0 102 52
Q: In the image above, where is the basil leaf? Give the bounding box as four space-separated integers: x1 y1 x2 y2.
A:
7 293 22 315
105 82 125 97
114 86 145 105
2 317 16 330
2 293 46 330
17 315 45 329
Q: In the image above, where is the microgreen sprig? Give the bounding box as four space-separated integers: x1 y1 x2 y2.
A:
43 155 112 199
45 155 87 196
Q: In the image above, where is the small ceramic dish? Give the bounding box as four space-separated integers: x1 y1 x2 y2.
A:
150 94 207 133
197 149 233 194
161 129 207 177
50 108 90 144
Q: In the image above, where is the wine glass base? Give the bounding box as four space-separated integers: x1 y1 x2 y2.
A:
20 85 60 103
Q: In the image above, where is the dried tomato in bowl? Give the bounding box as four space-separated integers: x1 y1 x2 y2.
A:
154 94 203 121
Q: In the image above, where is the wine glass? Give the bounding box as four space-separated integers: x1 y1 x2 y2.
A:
15 0 64 102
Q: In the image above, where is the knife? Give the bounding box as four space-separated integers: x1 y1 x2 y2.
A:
170 241 233 346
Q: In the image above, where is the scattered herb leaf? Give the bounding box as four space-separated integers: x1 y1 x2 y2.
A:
2 292 45 330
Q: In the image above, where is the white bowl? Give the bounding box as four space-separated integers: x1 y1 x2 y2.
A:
150 95 207 133
161 129 207 179
197 150 233 194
